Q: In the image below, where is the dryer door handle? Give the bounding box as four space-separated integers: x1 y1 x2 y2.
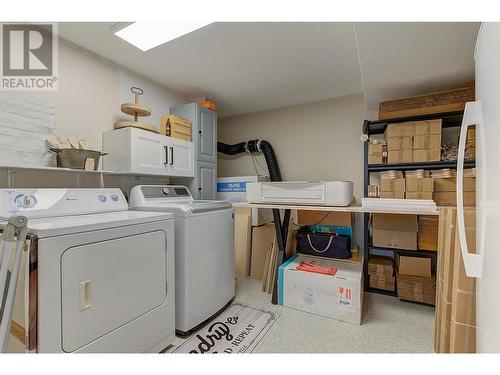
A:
80 279 92 311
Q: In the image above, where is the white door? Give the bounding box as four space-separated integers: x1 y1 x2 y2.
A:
164 138 194 177
198 109 217 163
458 22 500 352
130 129 166 175
60 231 167 352
198 162 216 200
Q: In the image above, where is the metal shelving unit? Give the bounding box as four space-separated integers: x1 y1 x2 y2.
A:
362 110 475 298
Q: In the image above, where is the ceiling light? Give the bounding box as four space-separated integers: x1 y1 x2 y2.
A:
113 22 211 51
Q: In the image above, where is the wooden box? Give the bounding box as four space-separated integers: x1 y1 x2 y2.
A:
160 115 192 141
379 86 475 120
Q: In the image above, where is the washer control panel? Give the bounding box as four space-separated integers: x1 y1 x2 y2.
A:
0 189 128 219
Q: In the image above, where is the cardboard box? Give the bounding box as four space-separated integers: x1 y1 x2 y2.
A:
368 143 384 164
369 275 395 291
368 255 394 277
413 148 441 162
386 136 412 151
380 191 405 199
385 122 415 138
418 215 439 251
278 254 363 324
398 255 432 277
414 119 442 136
406 178 434 192
397 272 436 305
234 207 252 278
380 178 405 192
433 177 476 192
217 176 273 226
297 210 352 227
434 192 475 206
406 192 433 200
250 224 275 280
413 134 441 149
388 149 413 164
372 214 418 250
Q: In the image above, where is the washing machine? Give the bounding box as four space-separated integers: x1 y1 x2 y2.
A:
0 188 175 353
129 185 235 334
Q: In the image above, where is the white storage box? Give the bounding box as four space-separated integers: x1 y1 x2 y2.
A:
278 254 363 324
217 176 273 226
246 181 353 206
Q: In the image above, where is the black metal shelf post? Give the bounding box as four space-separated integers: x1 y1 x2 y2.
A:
362 110 472 297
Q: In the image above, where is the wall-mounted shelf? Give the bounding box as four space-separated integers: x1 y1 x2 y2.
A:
0 164 175 188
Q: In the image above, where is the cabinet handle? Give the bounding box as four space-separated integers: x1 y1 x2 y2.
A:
169 147 174 165
164 146 169 165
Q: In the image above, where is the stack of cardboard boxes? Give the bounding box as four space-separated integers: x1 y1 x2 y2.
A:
405 176 434 200
435 208 476 353
368 255 395 291
412 119 442 162
379 177 405 199
368 141 385 164
384 119 442 164
385 122 414 164
466 126 476 160
396 255 436 305
433 176 476 206
418 215 439 251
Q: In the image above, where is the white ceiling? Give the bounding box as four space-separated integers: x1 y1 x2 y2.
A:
58 22 480 117
58 22 363 118
354 22 481 110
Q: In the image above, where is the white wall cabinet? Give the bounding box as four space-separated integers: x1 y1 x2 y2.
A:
102 127 194 177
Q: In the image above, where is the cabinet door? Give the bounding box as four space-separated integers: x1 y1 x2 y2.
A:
197 162 216 200
130 129 166 175
198 109 217 163
165 138 194 177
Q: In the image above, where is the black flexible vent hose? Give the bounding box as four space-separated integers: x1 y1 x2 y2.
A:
217 140 282 182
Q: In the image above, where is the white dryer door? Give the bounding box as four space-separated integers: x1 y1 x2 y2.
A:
60 231 167 352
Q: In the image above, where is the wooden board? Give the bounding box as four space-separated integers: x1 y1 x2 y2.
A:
379 86 475 120
113 121 158 133
120 103 151 117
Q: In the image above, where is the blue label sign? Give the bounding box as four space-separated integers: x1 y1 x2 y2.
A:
217 182 247 192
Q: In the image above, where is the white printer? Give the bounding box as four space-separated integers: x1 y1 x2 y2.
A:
246 181 353 206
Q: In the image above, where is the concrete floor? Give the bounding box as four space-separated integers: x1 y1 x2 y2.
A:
171 277 436 353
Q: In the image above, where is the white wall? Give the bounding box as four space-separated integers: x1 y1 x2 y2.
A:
0 37 187 191
218 94 376 202
218 94 377 250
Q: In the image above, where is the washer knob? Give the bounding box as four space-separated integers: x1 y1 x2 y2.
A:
110 194 119 202
97 194 107 202
15 194 37 208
